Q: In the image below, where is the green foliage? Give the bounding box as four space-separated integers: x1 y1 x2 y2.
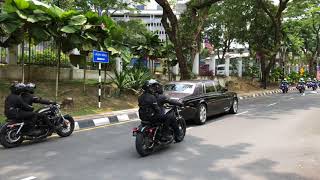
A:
243 65 260 79
107 66 152 95
127 67 152 90
288 71 300 83
270 67 283 82
19 49 70 67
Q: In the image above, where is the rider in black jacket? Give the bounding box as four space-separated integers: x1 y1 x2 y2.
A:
21 83 56 130
138 80 183 139
4 83 34 121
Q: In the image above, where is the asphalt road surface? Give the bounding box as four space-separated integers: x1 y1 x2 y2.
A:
1 90 320 180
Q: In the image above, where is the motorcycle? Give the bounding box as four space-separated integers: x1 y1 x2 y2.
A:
280 83 289 93
311 82 318 91
296 83 305 94
0 104 75 148
306 82 312 89
133 105 187 157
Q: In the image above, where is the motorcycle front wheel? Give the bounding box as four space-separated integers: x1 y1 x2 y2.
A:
56 115 75 137
174 118 186 143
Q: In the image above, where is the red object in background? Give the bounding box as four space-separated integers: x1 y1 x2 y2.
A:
317 66 320 80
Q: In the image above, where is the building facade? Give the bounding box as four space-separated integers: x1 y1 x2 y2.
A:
110 0 188 41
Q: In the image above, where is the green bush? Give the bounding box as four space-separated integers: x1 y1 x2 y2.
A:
288 71 300 83
18 49 70 67
108 66 152 95
243 65 260 78
128 67 152 90
270 67 283 82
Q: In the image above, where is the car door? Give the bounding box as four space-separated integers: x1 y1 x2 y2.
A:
204 82 222 115
214 82 232 113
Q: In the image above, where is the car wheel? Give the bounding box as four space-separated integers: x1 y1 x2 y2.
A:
194 103 207 125
229 98 238 114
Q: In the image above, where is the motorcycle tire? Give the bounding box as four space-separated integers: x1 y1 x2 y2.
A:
0 123 24 148
135 133 153 157
175 118 187 143
56 115 75 137
299 89 303 93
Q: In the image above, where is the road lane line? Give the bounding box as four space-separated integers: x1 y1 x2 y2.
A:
290 98 294 100
235 111 249 116
267 103 277 107
21 176 37 180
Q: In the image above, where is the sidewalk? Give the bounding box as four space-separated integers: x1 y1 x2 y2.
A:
73 87 295 131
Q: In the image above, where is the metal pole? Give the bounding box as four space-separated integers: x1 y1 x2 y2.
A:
98 63 101 108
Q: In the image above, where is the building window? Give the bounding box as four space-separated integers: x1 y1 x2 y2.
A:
136 5 145 10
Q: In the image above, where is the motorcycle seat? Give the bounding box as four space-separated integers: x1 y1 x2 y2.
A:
141 121 162 126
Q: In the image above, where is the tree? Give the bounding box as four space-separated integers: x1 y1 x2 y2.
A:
284 0 320 76
255 0 290 88
72 0 146 15
203 0 249 60
155 0 222 80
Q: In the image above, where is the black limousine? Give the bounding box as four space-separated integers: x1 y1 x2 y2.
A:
164 80 238 125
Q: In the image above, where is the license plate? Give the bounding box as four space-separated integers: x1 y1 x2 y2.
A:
133 132 137 136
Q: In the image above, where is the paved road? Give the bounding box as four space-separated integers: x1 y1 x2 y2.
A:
1 90 320 180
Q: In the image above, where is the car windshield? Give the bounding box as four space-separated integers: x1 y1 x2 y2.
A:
217 67 225 70
164 84 194 94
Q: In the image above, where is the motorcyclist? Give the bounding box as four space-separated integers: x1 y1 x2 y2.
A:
280 78 289 87
21 83 56 131
312 78 318 83
4 82 38 134
138 79 183 140
298 78 305 85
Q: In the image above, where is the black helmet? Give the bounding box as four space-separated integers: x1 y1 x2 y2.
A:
142 79 161 94
10 82 26 95
25 82 36 94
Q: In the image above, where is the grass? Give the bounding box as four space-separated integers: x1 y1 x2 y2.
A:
0 80 138 124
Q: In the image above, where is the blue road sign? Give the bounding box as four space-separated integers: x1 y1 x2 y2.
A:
93 50 109 63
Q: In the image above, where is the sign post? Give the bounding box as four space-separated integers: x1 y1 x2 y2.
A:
93 50 109 108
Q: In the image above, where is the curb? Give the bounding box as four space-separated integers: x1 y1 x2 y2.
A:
238 88 295 100
74 111 140 131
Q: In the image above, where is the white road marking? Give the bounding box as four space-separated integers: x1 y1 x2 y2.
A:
267 103 277 107
235 111 249 116
290 98 294 100
21 176 37 180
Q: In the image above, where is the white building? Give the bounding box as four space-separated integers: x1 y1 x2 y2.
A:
110 0 188 41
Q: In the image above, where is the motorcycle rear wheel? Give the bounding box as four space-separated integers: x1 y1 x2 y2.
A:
135 133 153 157
0 124 24 148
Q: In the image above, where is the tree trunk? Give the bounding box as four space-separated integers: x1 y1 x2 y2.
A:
21 40 25 83
27 35 31 82
175 42 190 80
83 54 87 93
55 42 61 101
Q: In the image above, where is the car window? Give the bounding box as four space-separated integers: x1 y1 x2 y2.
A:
164 84 194 94
205 82 216 93
217 67 225 70
193 84 203 95
215 83 224 92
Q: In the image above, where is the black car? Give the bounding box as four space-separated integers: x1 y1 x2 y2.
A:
164 80 238 125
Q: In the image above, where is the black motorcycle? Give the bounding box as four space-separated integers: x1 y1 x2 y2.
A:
0 104 75 148
133 105 187 157
296 83 306 94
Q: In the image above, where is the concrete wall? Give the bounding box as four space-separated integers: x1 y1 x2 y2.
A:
0 65 114 81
